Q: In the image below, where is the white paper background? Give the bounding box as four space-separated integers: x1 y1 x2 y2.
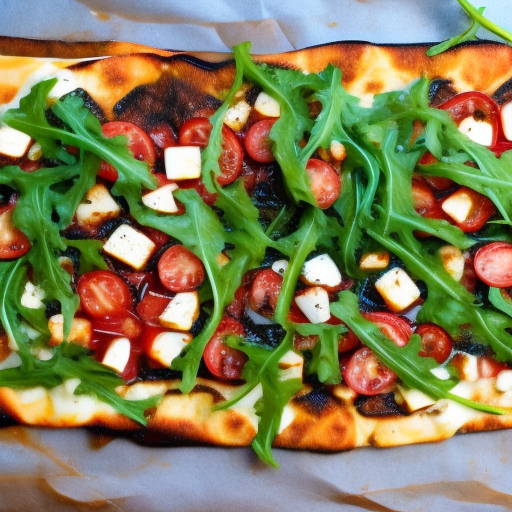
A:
2 1 512 511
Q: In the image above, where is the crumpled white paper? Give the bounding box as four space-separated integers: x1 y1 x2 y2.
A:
1 1 512 511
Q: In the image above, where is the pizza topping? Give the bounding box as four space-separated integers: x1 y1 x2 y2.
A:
101 337 131 374
158 291 200 330
305 158 341 209
416 323 453 364
157 245 205 293
474 242 512 287
164 146 202 180
0 204 31 260
142 183 180 214
75 183 121 229
254 92 281 118
374 267 421 313
0 125 32 158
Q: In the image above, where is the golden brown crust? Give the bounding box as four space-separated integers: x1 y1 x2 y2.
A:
2 38 512 451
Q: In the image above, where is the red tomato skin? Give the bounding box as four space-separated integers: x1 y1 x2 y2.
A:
418 152 454 190
477 356 509 378
247 268 283 316
474 242 512 287
343 347 397 395
442 187 495 233
99 121 156 181
158 245 205 292
147 122 177 161
411 176 436 217
245 119 276 163
0 204 31 259
136 292 171 326
203 316 248 380
91 312 143 339
338 330 361 353
77 270 133 318
362 311 412 347
178 117 243 186
439 91 500 147
305 158 341 209
416 323 453 364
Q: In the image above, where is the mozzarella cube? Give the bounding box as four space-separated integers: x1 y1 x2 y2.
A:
224 100 251 131
458 117 493 147
142 183 179 214
278 350 304 381
294 286 331 324
103 224 156 270
271 259 289 276
21 281 46 309
359 251 390 270
439 245 465 281
496 369 512 392
441 189 473 224
48 315 92 347
76 184 121 228
301 254 342 288
159 292 200 330
102 337 131 374
149 331 192 367
0 125 32 158
164 146 202 181
254 92 281 118
375 267 420 313
501 101 512 141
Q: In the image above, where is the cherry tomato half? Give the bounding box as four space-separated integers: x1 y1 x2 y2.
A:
305 158 342 209
411 176 437 217
245 119 276 163
417 152 454 190
99 121 156 181
77 270 133 318
0 204 31 259
362 311 412 347
178 117 243 186
416 323 453 364
441 187 495 233
343 347 397 395
474 242 512 288
438 91 500 147
248 268 283 316
203 316 248 380
158 245 205 293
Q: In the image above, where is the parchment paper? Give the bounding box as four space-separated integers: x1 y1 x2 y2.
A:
1 1 512 511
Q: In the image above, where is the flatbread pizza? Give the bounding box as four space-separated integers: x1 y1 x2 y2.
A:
2 38 512 465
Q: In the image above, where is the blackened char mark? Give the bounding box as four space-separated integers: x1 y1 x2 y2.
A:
428 78 457 107
112 73 222 131
493 77 512 106
354 392 406 417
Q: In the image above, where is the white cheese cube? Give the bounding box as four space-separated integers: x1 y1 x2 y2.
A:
301 254 342 288
278 350 304 381
223 100 251 131
496 369 512 392
359 251 390 270
48 314 92 347
441 190 473 224
254 92 281 118
159 292 200 330
375 267 420 313
164 146 202 181
102 337 131 374
76 184 121 228
399 387 436 412
21 281 46 309
458 117 493 147
294 286 331 324
0 125 32 158
142 183 179 214
501 101 512 141
149 331 192 367
439 245 465 282
103 224 156 270
271 259 289 276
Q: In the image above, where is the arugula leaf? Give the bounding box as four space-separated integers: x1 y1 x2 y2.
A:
427 7 485 57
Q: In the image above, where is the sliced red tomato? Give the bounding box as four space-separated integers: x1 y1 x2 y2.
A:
474 242 512 287
441 187 495 232
490 140 512 157
77 270 133 318
0 204 31 259
147 122 177 160
417 152 454 190
411 176 437 217
203 316 247 380
99 121 156 181
305 158 341 209
91 312 142 339
362 311 412 347
416 323 453 364
158 245 205 292
338 330 361 353
438 91 500 147
343 347 397 395
136 292 171 326
178 117 243 186
247 268 283 316
245 119 276 163
477 355 509 378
